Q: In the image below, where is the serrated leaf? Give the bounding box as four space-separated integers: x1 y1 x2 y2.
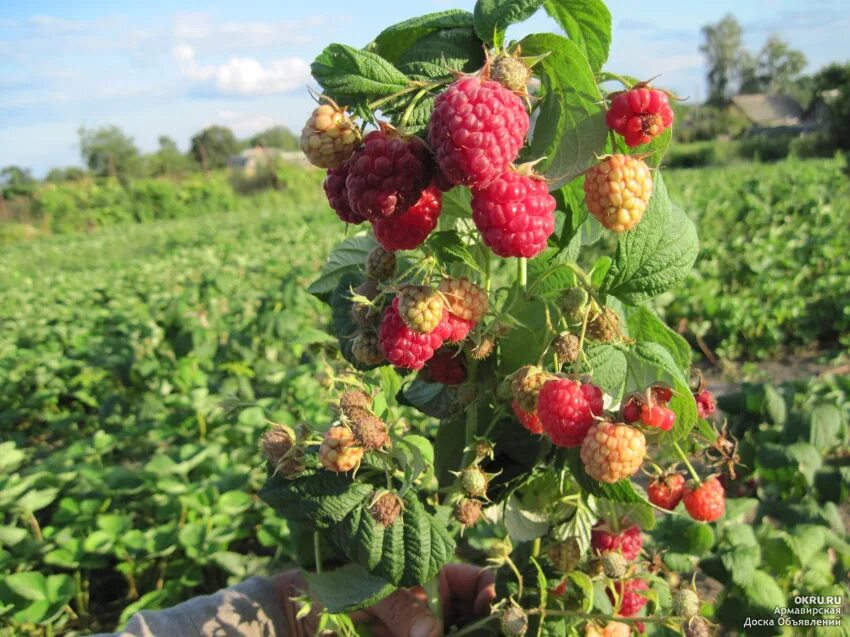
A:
396 28 484 74
424 230 483 274
473 0 544 47
259 470 373 529
625 305 691 371
543 0 611 72
720 544 761 587
600 174 699 304
308 233 376 301
583 342 627 399
519 33 606 187
561 449 643 503
498 296 550 374
567 571 594 612
311 44 410 107
762 384 787 426
369 10 474 62
305 564 395 614
740 570 786 610
787 442 822 485
400 379 456 419
809 404 842 451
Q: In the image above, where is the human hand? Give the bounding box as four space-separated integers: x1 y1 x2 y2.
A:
273 563 496 637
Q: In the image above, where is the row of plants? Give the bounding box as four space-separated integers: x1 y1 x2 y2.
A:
0 164 322 242
663 136 844 169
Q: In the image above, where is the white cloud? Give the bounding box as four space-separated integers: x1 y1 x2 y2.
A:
173 42 310 96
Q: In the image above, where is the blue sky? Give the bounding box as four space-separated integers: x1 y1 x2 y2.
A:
1 0 848 176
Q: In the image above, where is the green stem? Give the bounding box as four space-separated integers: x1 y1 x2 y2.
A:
531 537 541 558
674 442 702 484
399 88 427 130
517 257 527 294
313 531 322 574
74 570 87 615
505 556 524 598
448 614 497 637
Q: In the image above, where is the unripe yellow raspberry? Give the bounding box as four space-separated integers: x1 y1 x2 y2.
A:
319 425 363 472
579 422 646 483
584 154 653 232
300 103 361 169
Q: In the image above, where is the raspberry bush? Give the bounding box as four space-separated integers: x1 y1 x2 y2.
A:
258 2 730 634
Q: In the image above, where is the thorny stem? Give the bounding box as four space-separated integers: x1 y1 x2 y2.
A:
674 442 702 484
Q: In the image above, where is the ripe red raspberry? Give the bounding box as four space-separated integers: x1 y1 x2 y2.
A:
438 277 489 323
512 400 543 434
648 472 686 510
581 421 646 483
319 425 363 472
428 76 529 188
609 579 649 616
696 390 716 419
640 403 676 431
423 349 466 385
324 163 364 224
591 524 643 561
377 299 445 370
301 102 361 168
346 130 431 220
537 379 604 447
442 312 475 343
584 155 653 232
372 185 441 251
606 86 674 147
471 170 556 258
682 476 726 522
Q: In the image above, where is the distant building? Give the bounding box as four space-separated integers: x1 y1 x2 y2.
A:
227 147 309 176
728 94 814 135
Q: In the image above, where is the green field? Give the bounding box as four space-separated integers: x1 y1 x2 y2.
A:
1 157 848 635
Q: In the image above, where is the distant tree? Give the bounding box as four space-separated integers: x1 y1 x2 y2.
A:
190 126 239 171
1 166 36 198
811 62 850 150
759 36 807 94
700 14 745 105
146 136 193 176
78 126 141 179
247 126 299 151
45 166 87 183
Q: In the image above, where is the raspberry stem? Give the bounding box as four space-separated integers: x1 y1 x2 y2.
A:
674 442 702 485
399 88 428 131
518 257 527 293
313 531 322 574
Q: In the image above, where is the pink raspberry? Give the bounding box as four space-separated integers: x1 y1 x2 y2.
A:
696 390 716 419
471 170 555 258
378 299 445 370
537 378 604 447
442 312 475 343
423 349 466 385
512 400 543 435
591 524 643 561
428 76 529 188
346 130 431 220
608 579 649 617
606 86 674 147
324 162 363 224
372 185 441 251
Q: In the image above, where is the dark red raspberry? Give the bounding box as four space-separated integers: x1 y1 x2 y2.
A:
648 472 686 510
442 312 475 343
608 579 649 616
346 130 431 220
696 390 716 419
471 170 556 258
591 524 643 561
372 185 441 251
537 378 604 447
606 86 674 147
324 162 363 224
377 299 446 371
683 476 725 522
650 384 674 404
640 403 676 431
621 395 642 423
428 76 529 188
423 349 466 385
512 400 543 434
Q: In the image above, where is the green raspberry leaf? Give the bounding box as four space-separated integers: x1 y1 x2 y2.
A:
369 10 474 63
625 305 691 371
333 489 455 587
600 173 699 304
259 470 373 530
311 44 410 108
305 564 395 614
308 232 377 302
473 0 544 47
543 0 612 72
518 33 607 188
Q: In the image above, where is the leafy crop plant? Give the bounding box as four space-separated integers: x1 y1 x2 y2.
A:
258 1 724 634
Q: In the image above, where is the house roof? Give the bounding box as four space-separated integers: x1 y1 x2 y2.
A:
729 94 804 126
